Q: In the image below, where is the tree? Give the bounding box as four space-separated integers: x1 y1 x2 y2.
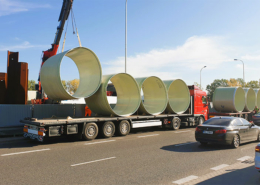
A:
28 80 36 90
61 80 67 90
194 82 203 90
246 80 260 88
67 79 79 94
206 79 229 100
236 78 245 87
228 78 241 87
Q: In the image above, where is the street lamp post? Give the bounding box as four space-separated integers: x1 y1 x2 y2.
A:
234 59 244 86
125 0 127 73
200 66 207 90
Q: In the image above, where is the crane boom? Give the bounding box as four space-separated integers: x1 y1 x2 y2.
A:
37 0 74 101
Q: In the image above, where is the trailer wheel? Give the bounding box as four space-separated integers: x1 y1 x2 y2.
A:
116 120 130 136
83 122 98 140
171 117 181 130
198 116 205 125
101 121 115 138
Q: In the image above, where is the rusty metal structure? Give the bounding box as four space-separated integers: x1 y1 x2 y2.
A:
0 51 28 104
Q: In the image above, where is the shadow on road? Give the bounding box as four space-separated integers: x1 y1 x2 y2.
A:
161 141 257 153
197 164 260 185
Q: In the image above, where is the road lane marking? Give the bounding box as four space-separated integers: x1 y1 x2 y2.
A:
172 175 198 184
1 148 50 156
84 140 116 145
210 164 229 171
237 156 252 161
174 142 197 147
174 130 192 133
137 134 159 138
71 157 116 167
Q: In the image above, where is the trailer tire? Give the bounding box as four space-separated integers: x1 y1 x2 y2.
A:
101 121 115 138
83 122 98 141
198 116 205 125
171 117 181 130
116 120 130 136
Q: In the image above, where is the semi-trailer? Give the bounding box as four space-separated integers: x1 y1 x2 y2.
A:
21 85 252 142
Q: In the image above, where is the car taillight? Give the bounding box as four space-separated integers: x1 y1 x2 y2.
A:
196 127 202 132
215 129 227 134
23 125 28 133
255 146 260 153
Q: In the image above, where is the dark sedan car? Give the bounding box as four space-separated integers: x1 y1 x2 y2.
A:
195 117 260 148
252 113 260 126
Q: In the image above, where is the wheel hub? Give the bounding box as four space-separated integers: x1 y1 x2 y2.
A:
87 126 96 137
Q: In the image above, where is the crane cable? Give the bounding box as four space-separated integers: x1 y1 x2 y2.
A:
71 8 82 47
61 11 70 53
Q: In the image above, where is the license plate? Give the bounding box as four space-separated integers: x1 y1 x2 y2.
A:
30 125 38 130
203 130 213 134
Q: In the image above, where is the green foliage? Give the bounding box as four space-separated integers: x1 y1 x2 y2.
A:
28 80 36 90
245 80 260 88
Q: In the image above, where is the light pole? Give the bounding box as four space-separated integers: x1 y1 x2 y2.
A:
234 59 244 86
125 0 127 73
200 66 206 90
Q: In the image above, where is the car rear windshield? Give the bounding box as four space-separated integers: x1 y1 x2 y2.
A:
203 118 231 126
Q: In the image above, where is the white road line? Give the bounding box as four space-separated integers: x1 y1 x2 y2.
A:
210 164 229 171
237 156 252 161
137 134 159 138
1 148 50 156
174 130 192 133
84 140 116 145
172 175 198 184
174 142 197 147
71 157 116 167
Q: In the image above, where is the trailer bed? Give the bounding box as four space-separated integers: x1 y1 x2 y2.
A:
21 114 192 126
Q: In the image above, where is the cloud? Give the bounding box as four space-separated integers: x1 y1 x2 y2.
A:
0 0 51 16
103 36 233 80
0 41 49 51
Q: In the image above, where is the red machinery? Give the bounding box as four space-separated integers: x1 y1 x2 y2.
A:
35 0 74 104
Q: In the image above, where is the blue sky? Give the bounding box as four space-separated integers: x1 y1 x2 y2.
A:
1 0 260 90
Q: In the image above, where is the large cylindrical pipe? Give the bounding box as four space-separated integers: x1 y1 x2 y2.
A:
85 73 141 117
213 87 245 112
254 89 260 108
243 88 256 112
163 79 190 114
40 47 102 100
135 76 168 115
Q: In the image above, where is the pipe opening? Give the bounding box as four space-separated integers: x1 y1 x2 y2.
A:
40 47 102 100
243 88 255 112
85 73 141 116
164 79 190 114
135 77 167 115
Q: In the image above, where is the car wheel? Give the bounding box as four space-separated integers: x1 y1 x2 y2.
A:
231 134 240 148
200 141 208 145
257 132 260 142
101 121 115 138
83 122 98 141
171 117 181 130
198 116 204 125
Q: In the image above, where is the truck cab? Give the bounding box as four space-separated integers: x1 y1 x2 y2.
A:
189 85 209 121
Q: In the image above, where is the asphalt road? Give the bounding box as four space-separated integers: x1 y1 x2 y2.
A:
0 127 259 185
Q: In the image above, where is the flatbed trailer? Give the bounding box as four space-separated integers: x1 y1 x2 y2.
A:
21 113 203 142
208 111 253 120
